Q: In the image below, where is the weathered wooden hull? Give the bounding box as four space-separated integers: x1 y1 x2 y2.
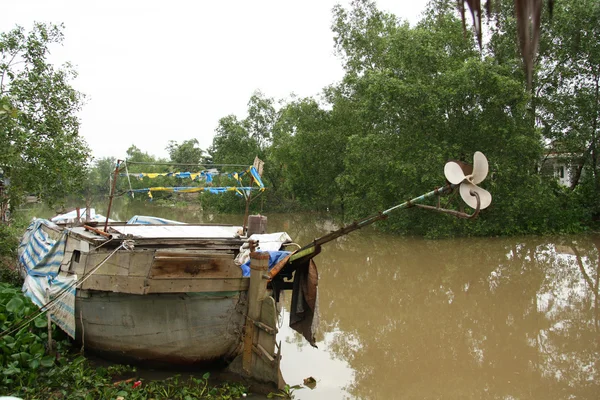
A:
75 289 246 366
22 220 290 387
54 223 252 366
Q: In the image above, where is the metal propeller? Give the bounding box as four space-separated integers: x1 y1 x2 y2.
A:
444 151 492 210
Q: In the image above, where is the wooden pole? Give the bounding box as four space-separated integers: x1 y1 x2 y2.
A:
46 289 53 353
104 160 122 232
242 177 253 235
242 251 269 373
229 251 284 389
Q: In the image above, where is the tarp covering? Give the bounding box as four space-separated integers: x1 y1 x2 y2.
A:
234 232 292 267
51 208 114 225
19 219 65 278
18 219 77 338
109 224 243 238
126 215 186 225
233 166 265 189
239 250 291 277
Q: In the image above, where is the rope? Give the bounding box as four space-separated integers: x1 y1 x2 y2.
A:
124 161 248 168
0 240 135 339
123 161 134 199
91 236 115 251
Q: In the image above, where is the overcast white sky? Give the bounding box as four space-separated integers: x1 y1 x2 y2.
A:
2 0 429 161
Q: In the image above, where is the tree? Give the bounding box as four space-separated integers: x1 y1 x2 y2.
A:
0 23 89 212
166 139 206 167
84 157 116 198
270 97 342 210
209 115 260 166
208 91 274 166
326 0 574 236
245 91 276 151
124 145 166 172
536 0 600 219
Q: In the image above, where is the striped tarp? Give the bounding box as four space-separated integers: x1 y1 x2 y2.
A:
19 219 77 338
18 219 66 278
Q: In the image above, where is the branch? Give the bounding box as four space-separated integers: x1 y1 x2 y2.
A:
0 51 21 94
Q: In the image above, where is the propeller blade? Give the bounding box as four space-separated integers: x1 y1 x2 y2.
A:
471 151 489 184
444 161 467 184
459 182 492 210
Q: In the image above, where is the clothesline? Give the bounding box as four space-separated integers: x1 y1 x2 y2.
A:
127 185 265 199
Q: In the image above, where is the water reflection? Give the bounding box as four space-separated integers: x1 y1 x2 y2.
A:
19 201 600 398
270 217 600 399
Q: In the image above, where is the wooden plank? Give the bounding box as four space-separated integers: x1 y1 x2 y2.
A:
66 230 105 246
254 321 276 335
150 252 241 279
70 254 88 276
79 275 147 294
145 277 249 293
242 319 254 372
85 252 130 276
81 275 250 294
129 244 240 252
260 296 278 334
128 251 154 277
133 238 244 247
252 343 275 364
243 252 269 374
154 249 235 256
251 295 281 385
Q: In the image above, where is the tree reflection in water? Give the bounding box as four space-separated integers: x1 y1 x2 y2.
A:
278 224 599 400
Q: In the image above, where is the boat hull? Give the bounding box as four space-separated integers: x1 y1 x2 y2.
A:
75 290 246 366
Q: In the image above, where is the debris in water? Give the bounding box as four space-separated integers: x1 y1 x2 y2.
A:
303 376 317 389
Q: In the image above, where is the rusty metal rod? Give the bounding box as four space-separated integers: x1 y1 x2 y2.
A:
414 190 481 219
83 225 113 239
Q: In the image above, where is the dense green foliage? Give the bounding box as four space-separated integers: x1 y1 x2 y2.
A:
0 283 57 391
167 139 206 167
82 0 598 236
537 0 600 219
0 223 21 285
0 23 89 211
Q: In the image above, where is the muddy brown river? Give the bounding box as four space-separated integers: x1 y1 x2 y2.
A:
26 201 600 399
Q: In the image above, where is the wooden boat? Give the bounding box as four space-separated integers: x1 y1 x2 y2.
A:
20 218 302 367
69 222 250 366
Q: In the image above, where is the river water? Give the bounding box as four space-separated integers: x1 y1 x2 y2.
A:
23 201 600 399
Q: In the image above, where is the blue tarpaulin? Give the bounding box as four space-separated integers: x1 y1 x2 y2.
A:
240 250 291 277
